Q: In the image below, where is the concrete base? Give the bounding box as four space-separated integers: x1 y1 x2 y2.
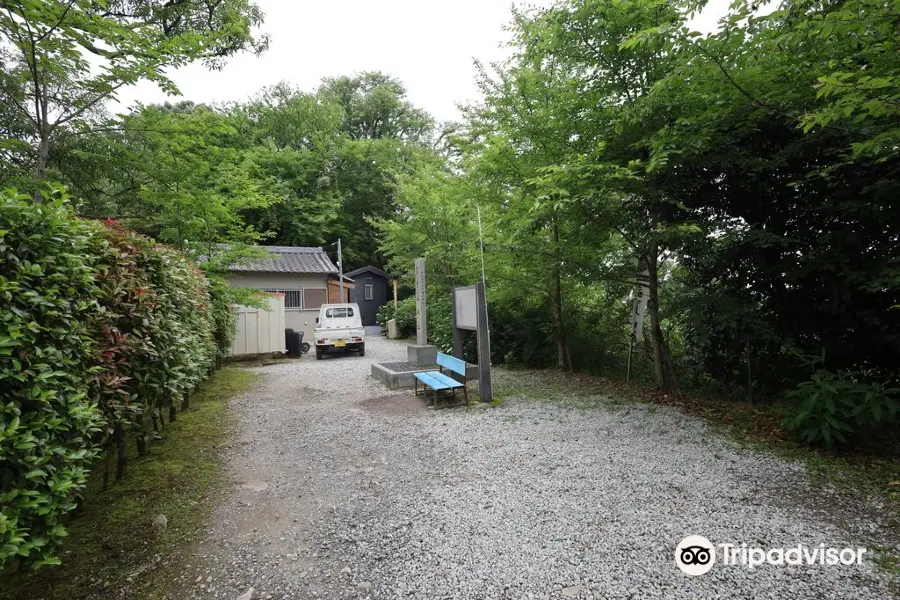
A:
407 344 437 366
371 362 429 389
371 361 479 390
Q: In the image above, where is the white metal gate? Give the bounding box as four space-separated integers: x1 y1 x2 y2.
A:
229 294 287 357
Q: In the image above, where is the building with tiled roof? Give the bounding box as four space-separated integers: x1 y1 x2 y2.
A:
227 246 352 340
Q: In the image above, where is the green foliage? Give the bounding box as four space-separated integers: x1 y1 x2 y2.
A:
782 359 900 448
0 188 225 568
0 189 106 568
377 297 416 338
319 72 434 143
208 277 239 362
0 0 267 189
56 74 439 270
67 103 277 252
1 368 257 600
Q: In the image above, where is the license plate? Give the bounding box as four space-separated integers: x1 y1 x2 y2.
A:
334 339 346 348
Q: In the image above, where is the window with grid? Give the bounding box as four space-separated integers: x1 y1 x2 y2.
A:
365 284 374 300
262 288 302 310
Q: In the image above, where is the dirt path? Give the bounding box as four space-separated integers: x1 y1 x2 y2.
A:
163 336 895 600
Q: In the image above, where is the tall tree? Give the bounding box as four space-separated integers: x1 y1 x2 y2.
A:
319 71 433 142
0 0 267 197
457 0 687 382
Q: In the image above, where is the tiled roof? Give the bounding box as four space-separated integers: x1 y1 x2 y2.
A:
229 246 338 274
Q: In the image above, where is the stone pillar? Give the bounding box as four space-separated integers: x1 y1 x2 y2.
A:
415 257 427 345
408 257 437 366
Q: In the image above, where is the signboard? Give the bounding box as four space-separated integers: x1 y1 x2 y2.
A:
451 283 492 401
454 286 478 331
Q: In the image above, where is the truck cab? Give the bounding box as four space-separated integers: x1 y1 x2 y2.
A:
314 303 365 360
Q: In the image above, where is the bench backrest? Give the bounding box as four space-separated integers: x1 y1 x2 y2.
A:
436 352 467 377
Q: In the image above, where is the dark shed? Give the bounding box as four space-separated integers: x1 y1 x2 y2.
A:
345 266 391 326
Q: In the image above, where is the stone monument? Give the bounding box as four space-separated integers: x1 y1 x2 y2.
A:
407 257 438 366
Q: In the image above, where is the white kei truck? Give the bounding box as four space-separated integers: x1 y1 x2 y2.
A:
313 303 365 360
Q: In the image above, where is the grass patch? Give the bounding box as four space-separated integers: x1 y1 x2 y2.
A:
1 368 258 600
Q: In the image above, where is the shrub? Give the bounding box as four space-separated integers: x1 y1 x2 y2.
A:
376 300 395 330
377 296 417 338
90 223 218 464
782 367 900 447
0 189 106 568
0 189 224 568
208 276 238 365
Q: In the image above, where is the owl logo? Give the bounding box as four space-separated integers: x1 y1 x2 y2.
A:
675 535 716 575
680 545 712 565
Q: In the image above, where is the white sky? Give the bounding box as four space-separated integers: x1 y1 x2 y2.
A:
113 0 733 123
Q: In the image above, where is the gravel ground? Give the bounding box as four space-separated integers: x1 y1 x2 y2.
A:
163 336 897 600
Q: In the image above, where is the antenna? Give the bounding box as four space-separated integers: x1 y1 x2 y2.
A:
477 205 490 333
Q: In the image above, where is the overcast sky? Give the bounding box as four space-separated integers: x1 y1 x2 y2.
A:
113 0 733 123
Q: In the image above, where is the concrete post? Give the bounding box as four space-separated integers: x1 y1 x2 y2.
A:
415 257 427 345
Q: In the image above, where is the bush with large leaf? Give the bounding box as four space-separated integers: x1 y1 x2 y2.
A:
1 189 226 568
0 189 106 568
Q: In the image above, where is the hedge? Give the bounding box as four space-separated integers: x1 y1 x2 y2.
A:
0 189 235 568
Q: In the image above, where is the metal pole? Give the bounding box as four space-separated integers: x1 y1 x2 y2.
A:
337 238 344 303
477 206 487 290
477 205 490 335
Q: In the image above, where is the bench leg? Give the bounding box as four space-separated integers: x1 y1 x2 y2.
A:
464 383 468 405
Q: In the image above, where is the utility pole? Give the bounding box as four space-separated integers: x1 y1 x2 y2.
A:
337 238 345 303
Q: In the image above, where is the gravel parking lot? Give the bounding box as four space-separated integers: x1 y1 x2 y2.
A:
165 336 896 599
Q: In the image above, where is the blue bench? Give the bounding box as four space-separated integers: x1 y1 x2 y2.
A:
414 352 469 405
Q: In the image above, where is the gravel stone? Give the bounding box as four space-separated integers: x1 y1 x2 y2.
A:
160 336 896 599
152 514 168 533
235 587 254 600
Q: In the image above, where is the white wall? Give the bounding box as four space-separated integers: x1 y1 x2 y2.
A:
229 272 328 341
230 294 287 356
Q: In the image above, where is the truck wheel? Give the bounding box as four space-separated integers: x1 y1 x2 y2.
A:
358 343 365 357
316 348 323 360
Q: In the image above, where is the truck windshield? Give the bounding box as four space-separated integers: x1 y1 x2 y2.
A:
325 307 354 318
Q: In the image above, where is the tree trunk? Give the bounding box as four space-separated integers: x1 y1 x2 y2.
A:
646 244 679 393
663 336 681 394
114 422 127 481
135 430 147 457
551 220 571 371
169 405 177 423
646 245 668 390
33 127 50 202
